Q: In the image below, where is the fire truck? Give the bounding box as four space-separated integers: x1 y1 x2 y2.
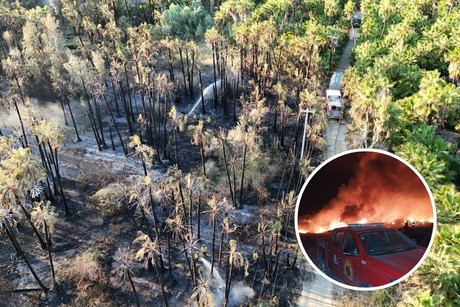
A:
316 223 426 287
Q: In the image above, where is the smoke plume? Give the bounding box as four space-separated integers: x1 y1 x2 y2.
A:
299 152 433 233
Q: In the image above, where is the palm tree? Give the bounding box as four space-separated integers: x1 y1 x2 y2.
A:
49 69 82 142
198 68 206 114
114 248 141 307
168 106 187 168
185 173 195 240
159 38 177 82
272 81 288 147
31 201 58 286
165 209 187 244
127 178 155 239
0 139 48 249
218 214 230 266
217 129 235 207
189 120 212 177
204 195 220 276
165 209 189 275
31 118 69 215
178 40 189 97
279 191 297 238
257 217 269 273
445 46 460 85
110 58 134 136
154 73 175 159
224 239 245 307
344 0 355 30
185 41 198 99
184 234 200 287
0 207 49 294
0 89 29 148
133 232 169 307
129 135 155 176
93 82 128 156
205 28 223 108
191 276 214 307
64 54 104 150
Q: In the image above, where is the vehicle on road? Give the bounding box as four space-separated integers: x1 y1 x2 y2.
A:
326 70 344 120
316 223 426 287
326 89 343 120
353 12 362 28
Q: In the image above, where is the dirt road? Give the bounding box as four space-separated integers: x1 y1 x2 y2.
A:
296 27 358 306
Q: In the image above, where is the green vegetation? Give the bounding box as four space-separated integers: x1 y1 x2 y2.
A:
343 0 460 305
161 2 213 39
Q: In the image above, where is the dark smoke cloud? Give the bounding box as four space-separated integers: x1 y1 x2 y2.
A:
299 152 434 233
340 202 376 220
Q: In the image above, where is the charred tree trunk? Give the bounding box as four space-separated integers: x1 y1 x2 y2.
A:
58 97 69 126
199 69 206 114
238 141 248 208
123 62 136 122
65 97 82 142
12 98 28 148
185 48 193 99
179 47 188 97
127 269 140 307
44 221 56 286
211 213 217 276
212 43 218 110
221 138 235 207
118 81 134 136
103 92 128 156
4 221 49 294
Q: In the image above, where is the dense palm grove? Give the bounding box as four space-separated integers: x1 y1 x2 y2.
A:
0 0 458 306
342 0 460 305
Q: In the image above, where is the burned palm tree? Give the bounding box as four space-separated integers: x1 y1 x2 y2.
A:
31 201 58 286
204 195 220 276
217 128 235 207
191 276 214 307
133 232 169 307
93 82 128 156
188 120 212 177
30 117 69 215
164 208 187 271
154 73 176 160
114 248 141 307
168 106 187 168
277 191 296 240
0 207 49 294
224 239 246 307
129 135 155 176
184 233 200 287
128 177 155 238
0 137 48 249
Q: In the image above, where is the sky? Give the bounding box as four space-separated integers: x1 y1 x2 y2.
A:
297 151 434 233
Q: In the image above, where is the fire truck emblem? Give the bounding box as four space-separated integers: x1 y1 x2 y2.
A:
344 259 353 281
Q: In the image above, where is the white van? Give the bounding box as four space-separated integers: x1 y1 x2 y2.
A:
326 89 343 120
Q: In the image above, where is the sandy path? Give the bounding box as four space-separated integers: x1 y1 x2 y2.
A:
296 26 358 306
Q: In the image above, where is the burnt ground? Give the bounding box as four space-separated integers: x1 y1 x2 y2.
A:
0 33 381 306
0 67 322 306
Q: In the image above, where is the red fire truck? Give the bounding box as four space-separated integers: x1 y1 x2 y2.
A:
316 223 426 287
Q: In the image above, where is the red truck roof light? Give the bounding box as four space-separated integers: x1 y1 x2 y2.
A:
348 223 385 228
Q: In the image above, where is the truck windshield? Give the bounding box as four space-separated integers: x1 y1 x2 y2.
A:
359 230 417 255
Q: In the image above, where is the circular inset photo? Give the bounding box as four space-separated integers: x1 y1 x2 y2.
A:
295 149 436 290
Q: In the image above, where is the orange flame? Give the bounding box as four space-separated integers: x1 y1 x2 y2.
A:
299 153 434 233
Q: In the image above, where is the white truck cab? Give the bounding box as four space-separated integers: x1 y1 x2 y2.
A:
326 89 343 120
